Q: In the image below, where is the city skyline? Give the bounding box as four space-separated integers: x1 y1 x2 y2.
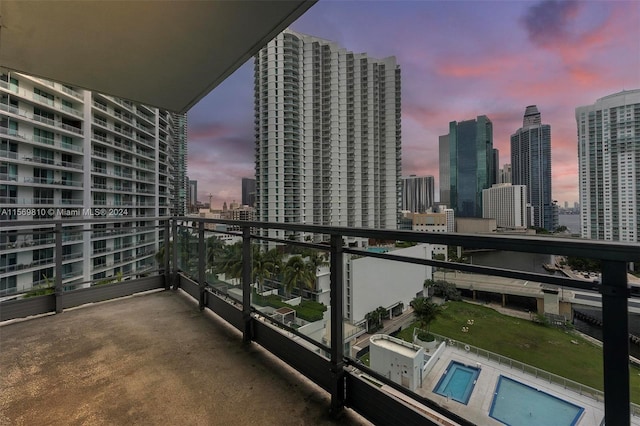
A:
187 0 640 209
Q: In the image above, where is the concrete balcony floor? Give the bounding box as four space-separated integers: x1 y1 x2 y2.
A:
0 290 368 425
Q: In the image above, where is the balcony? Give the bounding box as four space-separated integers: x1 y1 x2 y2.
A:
0 216 638 426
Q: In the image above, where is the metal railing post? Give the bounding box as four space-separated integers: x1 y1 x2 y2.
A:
198 222 206 310
242 226 253 343
329 234 345 415
164 221 170 290
601 260 630 425
171 219 178 290
54 222 63 313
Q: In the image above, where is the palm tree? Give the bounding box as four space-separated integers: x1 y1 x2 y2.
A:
410 296 441 338
283 256 314 298
252 246 279 292
306 251 329 276
205 236 225 271
216 242 243 283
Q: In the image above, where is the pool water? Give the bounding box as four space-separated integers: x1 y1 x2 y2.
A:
433 361 480 404
490 376 584 426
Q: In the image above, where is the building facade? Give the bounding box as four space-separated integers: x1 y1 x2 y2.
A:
171 113 188 216
499 164 512 184
254 29 401 241
447 116 495 218
0 71 184 296
401 175 434 213
576 89 640 242
344 244 431 324
438 134 450 206
188 179 198 213
510 105 555 231
482 183 527 229
241 177 256 207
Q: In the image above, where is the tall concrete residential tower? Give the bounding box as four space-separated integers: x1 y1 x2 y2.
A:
171 113 188 216
0 70 184 296
510 105 556 231
401 175 434 213
576 89 640 242
448 116 495 218
254 29 401 241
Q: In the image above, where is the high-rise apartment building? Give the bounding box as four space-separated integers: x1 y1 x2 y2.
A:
0 71 184 296
482 183 527 229
401 175 434 213
510 105 555 231
171 113 188 216
576 89 640 242
447 116 495 218
241 177 256 207
499 164 512 184
188 179 198 212
439 134 450 206
254 29 401 240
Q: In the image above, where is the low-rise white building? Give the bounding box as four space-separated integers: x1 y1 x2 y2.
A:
344 244 433 324
370 334 424 391
482 183 527 229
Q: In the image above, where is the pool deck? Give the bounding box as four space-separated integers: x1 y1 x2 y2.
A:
414 345 640 426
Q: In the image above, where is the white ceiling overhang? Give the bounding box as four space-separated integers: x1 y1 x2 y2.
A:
0 0 316 113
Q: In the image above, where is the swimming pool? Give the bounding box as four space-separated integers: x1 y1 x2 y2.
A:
433 361 480 404
490 376 584 426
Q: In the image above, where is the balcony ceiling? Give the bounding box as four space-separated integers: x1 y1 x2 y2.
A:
0 0 316 113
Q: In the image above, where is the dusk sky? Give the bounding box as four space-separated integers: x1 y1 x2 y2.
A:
187 0 640 209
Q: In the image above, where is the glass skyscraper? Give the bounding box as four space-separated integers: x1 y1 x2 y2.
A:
448 116 494 218
510 105 555 231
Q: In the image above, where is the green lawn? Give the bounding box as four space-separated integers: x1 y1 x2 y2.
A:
396 301 640 404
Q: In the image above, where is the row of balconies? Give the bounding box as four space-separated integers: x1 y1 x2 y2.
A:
1 126 84 153
0 82 84 118
1 102 84 136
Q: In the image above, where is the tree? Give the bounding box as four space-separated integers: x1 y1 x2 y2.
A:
554 225 569 234
365 309 382 333
430 279 461 301
282 256 314 297
306 251 329 275
216 242 243 282
252 246 279 292
205 236 225 271
410 296 441 337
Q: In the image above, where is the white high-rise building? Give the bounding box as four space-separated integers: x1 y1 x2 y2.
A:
0 71 185 296
576 89 640 242
254 30 401 241
482 183 527 229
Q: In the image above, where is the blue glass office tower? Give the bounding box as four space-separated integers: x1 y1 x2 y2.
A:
449 116 494 217
510 106 556 231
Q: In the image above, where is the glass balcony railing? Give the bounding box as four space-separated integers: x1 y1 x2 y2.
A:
0 216 638 425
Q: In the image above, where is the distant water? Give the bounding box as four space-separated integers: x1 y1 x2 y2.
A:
558 214 581 234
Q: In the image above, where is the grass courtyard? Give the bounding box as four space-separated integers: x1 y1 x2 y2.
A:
395 301 640 404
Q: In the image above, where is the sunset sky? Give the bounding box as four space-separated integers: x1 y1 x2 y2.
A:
187 0 640 209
